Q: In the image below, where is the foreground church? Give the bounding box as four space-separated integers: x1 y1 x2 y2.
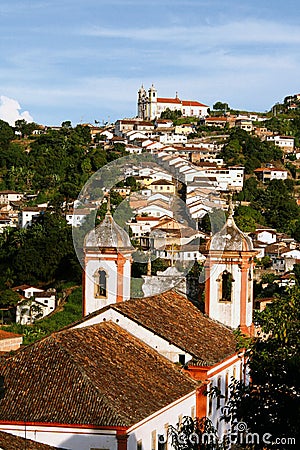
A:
0 200 256 450
137 84 209 120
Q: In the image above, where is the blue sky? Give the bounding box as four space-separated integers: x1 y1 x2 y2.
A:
0 0 299 126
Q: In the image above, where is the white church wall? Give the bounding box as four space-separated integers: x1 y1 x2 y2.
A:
0 425 118 450
206 355 245 440
127 392 196 450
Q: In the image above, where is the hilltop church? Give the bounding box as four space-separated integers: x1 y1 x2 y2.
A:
137 84 209 120
0 199 256 450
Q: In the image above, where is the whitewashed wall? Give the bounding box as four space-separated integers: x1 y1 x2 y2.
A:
127 392 196 450
0 425 118 450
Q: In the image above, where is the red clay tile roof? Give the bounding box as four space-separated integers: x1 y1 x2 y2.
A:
0 330 22 340
182 100 208 107
205 117 227 122
149 179 174 186
0 431 61 449
0 321 196 428
110 291 237 365
157 97 181 104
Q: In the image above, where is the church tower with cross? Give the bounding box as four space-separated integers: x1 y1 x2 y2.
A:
83 197 134 316
204 198 257 335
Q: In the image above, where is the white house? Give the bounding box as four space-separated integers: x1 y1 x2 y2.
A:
12 284 44 298
266 135 294 152
65 208 91 227
202 166 244 191
125 144 143 154
254 167 288 182
159 134 188 145
252 227 277 245
127 216 160 238
16 292 56 325
18 206 46 228
136 202 174 219
0 191 24 204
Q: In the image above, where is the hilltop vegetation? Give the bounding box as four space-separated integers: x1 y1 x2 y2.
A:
0 119 128 204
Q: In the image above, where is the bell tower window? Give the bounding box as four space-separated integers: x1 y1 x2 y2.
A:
221 270 233 302
94 269 107 298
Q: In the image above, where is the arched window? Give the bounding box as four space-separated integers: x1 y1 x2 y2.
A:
208 383 213 416
240 362 244 382
94 269 107 298
216 376 222 410
221 270 233 302
225 371 229 402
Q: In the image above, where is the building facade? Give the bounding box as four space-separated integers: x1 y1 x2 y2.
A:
138 85 209 120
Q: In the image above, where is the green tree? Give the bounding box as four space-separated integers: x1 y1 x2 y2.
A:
14 119 39 138
0 119 14 147
225 288 300 447
160 108 182 121
168 416 223 450
213 101 229 112
233 205 265 232
0 289 20 307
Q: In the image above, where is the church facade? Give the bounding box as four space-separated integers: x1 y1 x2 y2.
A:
137 84 209 120
0 197 256 449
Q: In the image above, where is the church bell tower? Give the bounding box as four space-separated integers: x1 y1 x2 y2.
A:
204 200 256 335
83 198 134 316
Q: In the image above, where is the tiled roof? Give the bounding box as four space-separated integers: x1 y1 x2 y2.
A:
157 97 181 104
0 330 22 340
205 117 227 122
149 179 174 186
111 291 237 365
0 321 196 428
182 100 208 107
0 431 61 449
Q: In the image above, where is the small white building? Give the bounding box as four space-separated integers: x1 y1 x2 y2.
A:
252 227 277 244
136 202 173 219
266 135 294 152
12 285 44 298
16 294 56 325
0 191 24 204
65 208 91 227
254 167 288 182
127 216 160 238
159 134 188 145
18 207 46 228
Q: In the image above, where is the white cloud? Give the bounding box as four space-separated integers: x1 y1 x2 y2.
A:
83 19 300 46
0 96 33 126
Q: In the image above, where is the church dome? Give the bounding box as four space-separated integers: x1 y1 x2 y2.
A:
209 214 253 252
84 212 134 251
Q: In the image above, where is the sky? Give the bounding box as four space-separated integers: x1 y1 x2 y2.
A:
0 0 300 126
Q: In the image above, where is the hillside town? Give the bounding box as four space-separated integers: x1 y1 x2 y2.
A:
0 87 298 449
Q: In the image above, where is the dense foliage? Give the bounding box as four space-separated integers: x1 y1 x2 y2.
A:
235 177 300 234
224 288 300 448
0 120 128 203
220 128 283 174
0 211 81 289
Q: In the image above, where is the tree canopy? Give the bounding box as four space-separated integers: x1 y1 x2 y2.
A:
220 128 283 174
225 288 300 448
